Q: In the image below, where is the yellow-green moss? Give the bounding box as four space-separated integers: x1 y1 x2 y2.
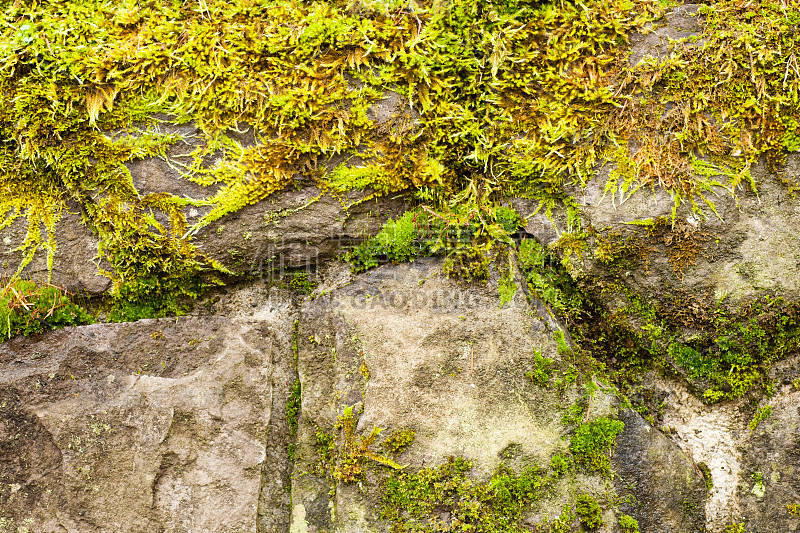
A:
0 0 667 317
2 0 798 322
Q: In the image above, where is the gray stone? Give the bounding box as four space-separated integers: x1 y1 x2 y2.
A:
0 306 295 533
193 186 406 276
291 258 616 532
736 389 800 532
612 407 707 533
0 205 111 295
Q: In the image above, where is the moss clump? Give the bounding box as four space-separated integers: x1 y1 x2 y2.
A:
517 238 585 315
382 429 416 454
2 0 796 322
618 513 640 533
346 211 424 273
575 494 603 529
525 349 554 387
345 205 522 283
549 453 571 478
381 458 550 533
498 271 517 306
286 379 301 438
286 379 301 460
569 417 625 474
288 272 317 296
0 0 669 315
315 405 406 484
0 278 93 341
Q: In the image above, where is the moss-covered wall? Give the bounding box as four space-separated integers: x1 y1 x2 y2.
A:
2 0 800 405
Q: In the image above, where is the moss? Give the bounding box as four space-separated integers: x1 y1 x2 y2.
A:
2 0 797 325
288 272 317 296
549 453 571 478
0 278 93 341
498 271 517 306
381 429 415 455
575 494 603 529
286 380 302 438
536 505 575 533
525 349 554 387
314 405 406 484
697 461 713 491
569 416 625 475
517 238 585 315
286 378 301 460
748 405 772 431
0 0 672 312
618 513 640 533
345 205 523 283
381 458 551 533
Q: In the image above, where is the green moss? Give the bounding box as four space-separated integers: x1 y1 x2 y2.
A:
2 0 796 326
314 405 406 484
618 513 640 533
697 461 713 491
569 417 625 475
288 272 317 296
0 0 670 311
498 271 517 306
748 405 772 431
345 205 523 283
537 505 575 533
381 458 550 533
549 453 571 478
517 238 585 315
575 494 603 529
0 278 93 341
525 349 554 387
286 380 301 438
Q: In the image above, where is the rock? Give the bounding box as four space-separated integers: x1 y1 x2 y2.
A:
291 258 619 532
193 186 407 276
0 205 111 295
736 388 800 532
628 4 705 67
0 304 296 533
570 154 800 304
612 407 707 533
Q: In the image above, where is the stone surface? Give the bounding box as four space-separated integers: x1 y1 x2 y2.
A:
193 186 406 276
570 160 800 309
0 206 111 295
737 387 800 532
287 259 705 532
10 259 800 533
0 307 295 533
628 4 704 67
612 407 707 533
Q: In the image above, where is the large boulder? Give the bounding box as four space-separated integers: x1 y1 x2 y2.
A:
0 304 296 533
289 259 706 532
